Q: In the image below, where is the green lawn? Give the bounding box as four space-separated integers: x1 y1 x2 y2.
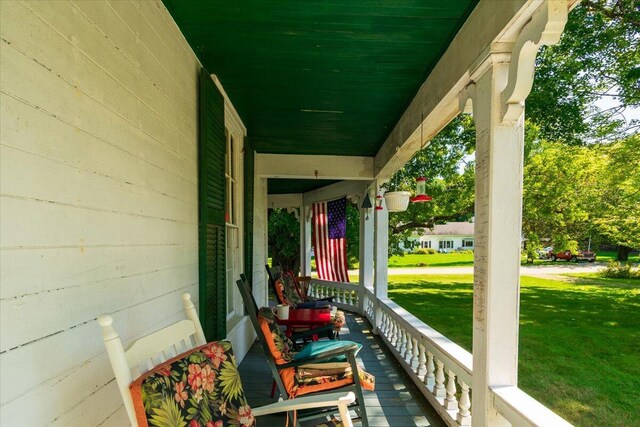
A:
386 250 639 268
387 274 640 427
596 250 640 263
387 252 474 267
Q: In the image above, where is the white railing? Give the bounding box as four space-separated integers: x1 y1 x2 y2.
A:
376 294 473 426
313 281 573 427
308 279 360 312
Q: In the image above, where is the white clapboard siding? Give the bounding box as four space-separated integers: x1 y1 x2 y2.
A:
17 0 196 154
99 406 131 427
71 0 196 121
0 95 196 205
1 245 196 299
0 45 197 185
1 146 196 225
0 0 206 425
1 292 198 425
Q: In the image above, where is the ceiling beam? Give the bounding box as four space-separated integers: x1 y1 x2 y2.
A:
373 0 579 182
256 153 374 180
267 193 303 209
303 180 371 206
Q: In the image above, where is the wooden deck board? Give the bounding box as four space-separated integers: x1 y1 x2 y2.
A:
238 312 446 427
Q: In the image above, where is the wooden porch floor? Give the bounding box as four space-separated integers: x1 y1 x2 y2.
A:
238 311 446 427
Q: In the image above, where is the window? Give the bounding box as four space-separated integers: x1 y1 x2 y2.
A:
462 239 474 248
421 241 431 249
439 240 454 249
225 128 243 320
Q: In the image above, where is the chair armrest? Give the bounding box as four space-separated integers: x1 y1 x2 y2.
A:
290 323 335 342
251 392 355 417
296 300 331 309
277 343 360 369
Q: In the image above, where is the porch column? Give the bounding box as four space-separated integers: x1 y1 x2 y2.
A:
300 204 312 275
358 191 374 313
468 58 523 427
460 4 568 425
373 193 388 333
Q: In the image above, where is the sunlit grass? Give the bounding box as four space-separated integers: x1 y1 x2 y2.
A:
387 253 474 267
387 274 640 427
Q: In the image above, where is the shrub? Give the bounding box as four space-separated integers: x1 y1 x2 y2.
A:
414 248 437 255
456 249 474 254
600 261 640 279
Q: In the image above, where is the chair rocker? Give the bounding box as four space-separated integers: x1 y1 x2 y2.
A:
97 293 356 427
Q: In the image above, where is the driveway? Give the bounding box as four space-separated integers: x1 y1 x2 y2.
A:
348 262 605 278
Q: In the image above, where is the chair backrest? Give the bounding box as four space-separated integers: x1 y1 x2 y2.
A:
97 293 207 427
236 276 289 397
265 264 285 304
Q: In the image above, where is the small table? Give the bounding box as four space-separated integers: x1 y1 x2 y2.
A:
276 308 331 337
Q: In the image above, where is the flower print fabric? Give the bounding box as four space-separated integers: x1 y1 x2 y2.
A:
130 341 255 427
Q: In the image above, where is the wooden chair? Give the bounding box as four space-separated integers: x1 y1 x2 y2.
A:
98 293 355 427
266 264 334 308
237 277 372 427
240 273 336 344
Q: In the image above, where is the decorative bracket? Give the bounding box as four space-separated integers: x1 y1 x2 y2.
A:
501 0 568 123
459 83 476 115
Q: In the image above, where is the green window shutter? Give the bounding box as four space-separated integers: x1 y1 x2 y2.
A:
198 68 226 340
244 137 255 284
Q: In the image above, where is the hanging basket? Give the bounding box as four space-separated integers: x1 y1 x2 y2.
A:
384 191 411 212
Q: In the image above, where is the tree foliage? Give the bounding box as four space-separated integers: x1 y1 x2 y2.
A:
385 115 476 254
267 208 300 273
384 3 639 258
523 135 640 258
527 0 640 144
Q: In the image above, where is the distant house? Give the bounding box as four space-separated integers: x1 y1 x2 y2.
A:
415 220 475 252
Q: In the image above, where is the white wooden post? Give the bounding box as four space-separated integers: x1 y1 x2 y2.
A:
358 188 374 314
467 60 523 427
373 193 388 334
459 4 569 425
300 204 312 275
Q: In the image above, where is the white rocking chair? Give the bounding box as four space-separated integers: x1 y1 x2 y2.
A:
98 293 355 427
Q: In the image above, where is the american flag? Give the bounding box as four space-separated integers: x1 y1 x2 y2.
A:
312 197 350 282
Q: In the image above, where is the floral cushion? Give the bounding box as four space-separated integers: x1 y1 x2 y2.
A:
130 341 255 427
273 277 301 307
257 307 295 364
281 274 303 306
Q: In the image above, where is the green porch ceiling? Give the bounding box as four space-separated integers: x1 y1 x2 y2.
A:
267 179 340 195
163 0 478 157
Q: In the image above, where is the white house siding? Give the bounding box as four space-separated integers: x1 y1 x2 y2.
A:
0 1 202 425
420 236 475 251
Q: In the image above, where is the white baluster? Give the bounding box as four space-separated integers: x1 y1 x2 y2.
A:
444 370 458 410
434 359 446 398
399 328 407 356
404 331 412 361
418 343 427 377
457 380 472 426
390 320 398 347
410 337 419 371
383 313 390 336
425 351 435 388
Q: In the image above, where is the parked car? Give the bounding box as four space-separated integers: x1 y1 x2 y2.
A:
549 249 596 262
537 246 554 259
